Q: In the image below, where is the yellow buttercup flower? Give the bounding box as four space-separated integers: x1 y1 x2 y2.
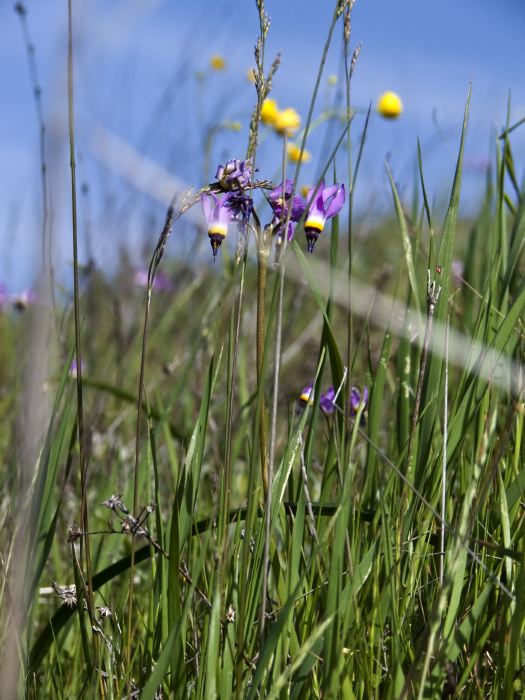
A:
301 185 311 199
210 54 226 71
287 143 311 163
327 74 338 86
260 98 279 125
273 107 301 136
377 91 403 119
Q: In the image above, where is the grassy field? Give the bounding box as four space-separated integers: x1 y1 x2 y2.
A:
2 1 525 698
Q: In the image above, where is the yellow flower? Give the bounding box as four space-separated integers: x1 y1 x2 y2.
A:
260 98 279 125
301 185 311 199
210 54 226 71
377 91 403 119
273 107 301 136
246 68 256 83
327 74 338 86
287 143 311 163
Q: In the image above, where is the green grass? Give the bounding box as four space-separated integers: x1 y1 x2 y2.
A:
2 3 525 698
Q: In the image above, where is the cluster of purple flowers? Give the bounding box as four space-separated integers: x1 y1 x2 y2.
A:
298 382 368 418
200 158 345 258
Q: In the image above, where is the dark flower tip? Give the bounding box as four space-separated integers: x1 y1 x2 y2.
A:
305 229 319 253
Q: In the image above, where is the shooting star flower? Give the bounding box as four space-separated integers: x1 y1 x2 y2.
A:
304 183 345 252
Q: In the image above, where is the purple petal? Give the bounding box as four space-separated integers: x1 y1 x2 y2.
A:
201 193 218 225
323 184 345 219
320 386 336 415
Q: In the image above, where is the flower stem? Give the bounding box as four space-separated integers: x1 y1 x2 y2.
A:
257 245 269 498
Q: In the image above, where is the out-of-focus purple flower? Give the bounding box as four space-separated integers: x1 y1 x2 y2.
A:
201 192 234 258
319 384 368 418
320 386 336 415
215 158 252 191
69 358 85 377
134 269 173 292
299 382 314 405
11 289 37 311
304 183 345 252
349 386 368 417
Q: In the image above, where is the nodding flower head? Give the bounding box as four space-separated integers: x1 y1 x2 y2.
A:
215 158 253 191
319 385 369 418
298 382 314 410
268 180 306 243
201 192 234 258
350 386 369 417
319 387 336 415
304 183 345 252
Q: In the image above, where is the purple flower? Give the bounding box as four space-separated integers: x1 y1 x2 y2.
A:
134 269 173 292
268 180 307 243
319 384 369 418
349 386 368 417
69 358 85 377
215 158 252 191
201 192 234 258
320 386 336 415
299 382 314 405
225 191 253 224
304 182 345 252
268 180 307 223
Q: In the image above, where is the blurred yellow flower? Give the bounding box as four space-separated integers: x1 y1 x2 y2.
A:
246 68 256 83
210 54 226 71
301 185 311 198
274 107 301 136
327 74 338 86
260 98 279 125
287 143 311 163
377 91 403 119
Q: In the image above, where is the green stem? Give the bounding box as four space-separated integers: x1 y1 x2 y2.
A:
257 246 269 498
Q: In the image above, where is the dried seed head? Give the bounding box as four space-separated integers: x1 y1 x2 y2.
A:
225 604 236 624
52 582 77 608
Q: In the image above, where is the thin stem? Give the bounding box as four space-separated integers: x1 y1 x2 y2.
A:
126 203 175 676
256 244 269 497
67 0 93 611
440 315 449 590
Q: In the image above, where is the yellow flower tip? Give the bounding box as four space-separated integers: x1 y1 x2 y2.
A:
377 91 403 119
210 54 226 71
300 185 310 199
273 107 301 136
287 143 311 163
260 98 279 125
327 74 338 86
246 68 257 84
208 224 227 238
304 217 324 233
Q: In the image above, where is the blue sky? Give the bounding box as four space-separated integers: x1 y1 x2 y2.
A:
2 0 525 290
